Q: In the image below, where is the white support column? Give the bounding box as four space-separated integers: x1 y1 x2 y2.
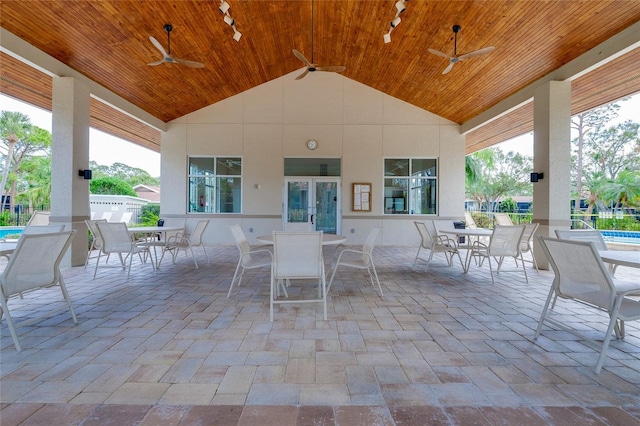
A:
51 77 91 266
532 80 572 269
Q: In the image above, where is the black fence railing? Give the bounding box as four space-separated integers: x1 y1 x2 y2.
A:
0 204 146 226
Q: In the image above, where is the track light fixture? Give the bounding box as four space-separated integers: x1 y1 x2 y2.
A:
217 0 241 41
384 0 409 43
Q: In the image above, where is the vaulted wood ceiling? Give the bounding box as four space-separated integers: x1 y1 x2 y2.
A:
1 0 640 153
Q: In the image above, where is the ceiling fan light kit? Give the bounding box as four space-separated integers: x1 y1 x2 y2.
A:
384 0 408 43
428 24 495 74
218 0 242 41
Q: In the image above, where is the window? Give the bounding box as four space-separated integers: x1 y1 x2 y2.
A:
188 157 241 213
384 158 437 215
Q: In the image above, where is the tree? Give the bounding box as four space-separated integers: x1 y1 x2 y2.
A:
584 121 640 180
89 161 159 186
90 176 138 196
16 155 51 208
0 111 32 208
466 148 532 213
601 169 640 209
571 102 621 213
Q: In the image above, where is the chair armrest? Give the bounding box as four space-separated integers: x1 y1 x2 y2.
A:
434 235 457 247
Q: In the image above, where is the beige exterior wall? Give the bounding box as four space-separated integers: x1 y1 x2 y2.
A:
160 70 465 246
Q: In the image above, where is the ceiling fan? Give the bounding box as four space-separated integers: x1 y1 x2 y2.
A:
293 0 345 80
428 25 495 75
148 24 204 69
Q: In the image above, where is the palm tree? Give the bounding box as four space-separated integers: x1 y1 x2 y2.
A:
601 169 640 209
0 111 32 208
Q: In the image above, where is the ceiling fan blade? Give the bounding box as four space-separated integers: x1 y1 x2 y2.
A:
428 48 452 60
293 49 312 68
442 62 455 75
457 46 495 60
175 57 205 68
295 69 310 80
147 59 166 66
315 65 346 73
149 36 167 57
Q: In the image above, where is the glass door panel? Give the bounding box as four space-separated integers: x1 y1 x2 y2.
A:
285 178 340 234
315 181 338 234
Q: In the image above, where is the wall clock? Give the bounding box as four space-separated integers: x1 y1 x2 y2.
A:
307 140 318 150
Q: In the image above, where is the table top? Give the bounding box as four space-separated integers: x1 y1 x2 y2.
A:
439 228 494 237
599 250 640 268
128 226 184 234
257 233 347 246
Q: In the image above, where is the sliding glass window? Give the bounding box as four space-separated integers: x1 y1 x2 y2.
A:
188 157 242 213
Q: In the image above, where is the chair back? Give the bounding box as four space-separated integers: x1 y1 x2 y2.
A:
494 213 514 226
554 229 607 251
433 220 456 234
95 221 134 253
229 224 251 256
489 224 525 257
464 212 477 229
414 221 436 249
538 237 615 309
520 222 539 251
284 222 313 232
1 230 76 297
189 220 209 245
361 228 380 263
26 211 50 226
22 224 65 235
86 219 107 248
272 231 323 279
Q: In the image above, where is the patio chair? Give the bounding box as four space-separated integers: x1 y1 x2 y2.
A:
413 221 462 270
159 220 210 268
139 218 185 267
518 222 540 271
433 219 473 249
26 211 50 226
555 229 616 275
327 227 382 296
0 230 77 351
535 236 640 373
22 224 65 234
94 221 152 280
84 219 107 268
466 224 527 284
271 231 326 321
464 211 478 229
227 224 272 297
494 213 514 226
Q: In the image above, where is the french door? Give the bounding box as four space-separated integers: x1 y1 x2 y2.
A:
284 178 340 234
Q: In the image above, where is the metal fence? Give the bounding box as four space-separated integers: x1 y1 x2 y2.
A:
0 205 146 226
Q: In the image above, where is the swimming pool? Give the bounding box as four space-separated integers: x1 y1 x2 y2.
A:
601 230 640 245
0 227 24 239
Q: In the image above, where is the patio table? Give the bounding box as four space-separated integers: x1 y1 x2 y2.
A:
257 233 347 246
598 250 640 270
439 228 494 272
0 241 18 257
128 226 184 268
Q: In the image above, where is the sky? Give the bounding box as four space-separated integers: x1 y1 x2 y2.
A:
2 92 638 174
1 94 161 176
497 93 640 156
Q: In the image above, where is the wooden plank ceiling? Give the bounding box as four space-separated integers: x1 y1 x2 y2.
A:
1 0 640 153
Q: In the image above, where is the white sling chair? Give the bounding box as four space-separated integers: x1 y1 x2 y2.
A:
159 220 210 268
466 224 527 284
1 230 77 351
413 221 462 270
94 221 152 280
271 231 326 321
227 224 272 297
536 236 640 373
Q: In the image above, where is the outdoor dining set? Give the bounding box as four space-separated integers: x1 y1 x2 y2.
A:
0 214 639 373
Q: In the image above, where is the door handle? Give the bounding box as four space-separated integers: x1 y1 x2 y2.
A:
310 215 315 224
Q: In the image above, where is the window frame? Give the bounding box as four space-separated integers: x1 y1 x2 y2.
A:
187 156 243 214
383 157 438 215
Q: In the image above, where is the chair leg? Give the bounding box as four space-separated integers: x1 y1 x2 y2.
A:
201 245 210 264
595 306 622 374
413 246 423 266
488 256 495 285
58 276 78 324
535 285 556 338
327 264 339 293
519 254 529 284
369 263 383 297
228 263 243 297
0 295 21 351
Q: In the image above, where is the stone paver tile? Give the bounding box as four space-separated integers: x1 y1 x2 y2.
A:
355 352 400 366
334 406 395 426
479 406 550 426
179 405 244 426
211 393 247 405
389 406 450 425
127 364 171 383
510 383 579 406
139 405 190 426
380 383 438 406
19 403 95 426
297 405 335 426
0 403 45 425
217 366 257 394
238 405 297 426
159 383 217 405
246 383 299 405
316 365 346 384
375 366 409 384
430 383 493 406
204 351 249 366
0 381 40 403
345 366 379 395
81 404 151 426
299 384 350 405
245 351 288 366
316 351 357 366
104 382 170 405
289 339 317 358
254 365 286 383
16 381 87 403
446 407 492 425
191 365 228 384
285 358 315 384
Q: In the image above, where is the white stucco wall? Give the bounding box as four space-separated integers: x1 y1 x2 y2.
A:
160 70 465 246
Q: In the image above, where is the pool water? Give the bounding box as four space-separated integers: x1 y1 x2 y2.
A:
601 230 640 245
0 228 24 239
